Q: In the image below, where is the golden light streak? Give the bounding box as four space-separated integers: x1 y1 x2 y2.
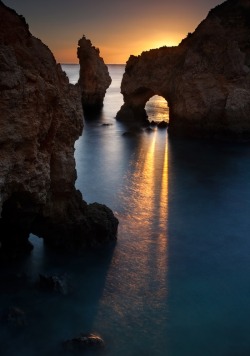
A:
93 131 169 327
115 130 169 294
159 132 169 242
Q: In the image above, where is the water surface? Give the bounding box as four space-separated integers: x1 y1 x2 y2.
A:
1 64 250 356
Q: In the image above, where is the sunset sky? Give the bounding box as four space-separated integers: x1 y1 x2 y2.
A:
4 0 223 64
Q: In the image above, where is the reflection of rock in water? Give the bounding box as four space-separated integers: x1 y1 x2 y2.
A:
117 0 250 139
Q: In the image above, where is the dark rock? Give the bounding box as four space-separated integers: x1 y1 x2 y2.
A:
157 121 168 129
63 333 105 352
39 273 69 295
150 120 157 126
0 3 118 261
117 0 250 140
2 306 27 328
33 199 118 251
77 35 111 112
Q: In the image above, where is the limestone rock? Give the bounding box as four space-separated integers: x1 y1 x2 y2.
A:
39 273 69 295
117 0 250 139
0 1 118 261
63 333 105 352
77 35 111 112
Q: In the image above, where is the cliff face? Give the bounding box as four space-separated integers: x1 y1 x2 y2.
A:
77 36 111 112
0 1 118 261
117 0 250 139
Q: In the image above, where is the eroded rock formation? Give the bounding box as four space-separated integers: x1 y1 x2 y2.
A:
117 0 250 139
77 36 111 112
0 1 118 261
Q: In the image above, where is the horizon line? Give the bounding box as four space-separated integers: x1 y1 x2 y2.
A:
60 63 126 66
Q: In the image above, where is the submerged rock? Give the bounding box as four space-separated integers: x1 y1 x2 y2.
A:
77 35 111 112
39 273 69 295
117 0 250 140
63 333 105 352
2 306 27 328
0 2 118 261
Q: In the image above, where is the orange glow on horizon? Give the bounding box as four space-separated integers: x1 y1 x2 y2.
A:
4 0 223 64
53 34 183 64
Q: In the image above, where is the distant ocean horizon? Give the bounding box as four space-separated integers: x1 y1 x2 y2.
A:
61 63 126 65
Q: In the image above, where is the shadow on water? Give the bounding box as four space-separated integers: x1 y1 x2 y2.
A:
166 137 250 356
0 236 116 356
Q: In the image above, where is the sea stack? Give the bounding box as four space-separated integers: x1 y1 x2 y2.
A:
117 0 250 139
77 36 112 113
0 1 118 261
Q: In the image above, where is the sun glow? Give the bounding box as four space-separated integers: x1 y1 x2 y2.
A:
145 96 170 123
147 39 179 50
54 35 182 64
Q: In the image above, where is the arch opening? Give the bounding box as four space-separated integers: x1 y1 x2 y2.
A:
145 95 169 124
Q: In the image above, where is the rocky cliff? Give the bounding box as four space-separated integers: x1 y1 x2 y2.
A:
77 36 111 112
117 0 250 139
0 1 118 261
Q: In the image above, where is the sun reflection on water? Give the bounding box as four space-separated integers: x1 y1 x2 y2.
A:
87 127 170 354
95 130 169 318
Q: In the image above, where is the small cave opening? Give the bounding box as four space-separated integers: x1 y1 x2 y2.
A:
0 192 39 261
145 95 169 124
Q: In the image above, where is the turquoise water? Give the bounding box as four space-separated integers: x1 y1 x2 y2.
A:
1 65 250 355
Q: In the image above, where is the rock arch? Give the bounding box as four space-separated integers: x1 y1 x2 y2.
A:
117 0 250 139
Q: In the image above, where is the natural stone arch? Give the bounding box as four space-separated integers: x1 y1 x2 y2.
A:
117 0 250 139
118 84 172 126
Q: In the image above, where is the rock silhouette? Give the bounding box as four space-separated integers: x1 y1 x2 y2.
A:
0 1 118 261
77 35 111 113
117 0 250 139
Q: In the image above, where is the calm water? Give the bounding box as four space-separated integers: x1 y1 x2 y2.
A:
1 65 250 356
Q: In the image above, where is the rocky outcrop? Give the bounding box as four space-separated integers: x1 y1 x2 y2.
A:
63 333 105 352
0 1 118 261
77 36 111 112
117 0 250 139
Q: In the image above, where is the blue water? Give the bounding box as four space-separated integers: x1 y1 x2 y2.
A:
1 64 250 356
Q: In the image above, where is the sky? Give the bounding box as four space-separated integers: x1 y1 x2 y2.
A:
4 0 223 64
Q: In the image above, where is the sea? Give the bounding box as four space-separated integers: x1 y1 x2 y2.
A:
1 64 250 356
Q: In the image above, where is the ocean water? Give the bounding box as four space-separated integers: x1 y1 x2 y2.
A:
1 64 250 356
